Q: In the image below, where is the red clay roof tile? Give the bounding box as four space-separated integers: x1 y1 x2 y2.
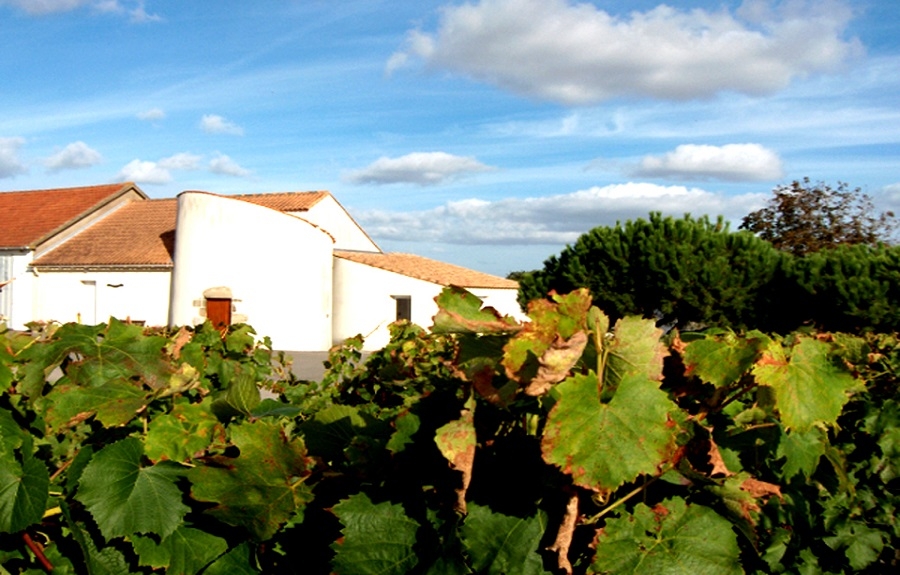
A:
335 250 517 289
0 183 140 248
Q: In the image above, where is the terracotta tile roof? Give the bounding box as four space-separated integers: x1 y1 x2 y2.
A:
226 191 329 212
0 183 140 248
335 250 518 289
32 199 177 268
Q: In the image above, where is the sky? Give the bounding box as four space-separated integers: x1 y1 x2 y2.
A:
1 0 898 276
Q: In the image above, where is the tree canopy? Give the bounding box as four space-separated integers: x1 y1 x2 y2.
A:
739 178 897 256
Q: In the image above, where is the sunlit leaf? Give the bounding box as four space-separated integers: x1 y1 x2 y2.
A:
132 525 228 574
683 330 768 387
433 286 521 334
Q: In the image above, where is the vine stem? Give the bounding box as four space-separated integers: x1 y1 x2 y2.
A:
582 477 659 525
23 533 53 573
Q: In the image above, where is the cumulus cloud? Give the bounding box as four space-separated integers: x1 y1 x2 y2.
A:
633 143 784 182
115 152 202 185
137 108 165 121
345 152 495 186
208 153 250 177
357 182 768 245
0 0 159 20
200 114 244 136
390 0 861 104
0 137 27 178
43 141 103 172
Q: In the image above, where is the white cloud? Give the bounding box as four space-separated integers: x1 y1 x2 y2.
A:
115 152 201 184
633 143 784 182
137 108 165 121
0 137 27 178
357 182 768 245
208 153 250 177
116 159 172 185
44 141 103 172
158 152 201 171
391 0 861 104
200 114 244 136
345 152 495 186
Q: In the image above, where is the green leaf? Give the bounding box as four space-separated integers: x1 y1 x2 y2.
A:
63 511 132 575
777 427 827 480
144 400 225 463
604 316 668 389
189 420 313 541
43 380 149 432
592 498 742 575
202 543 258 575
542 372 679 492
0 441 49 534
132 525 228 574
76 437 189 540
0 408 24 452
823 521 885 570
753 337 860 432
331 492 420 575
212 371 261 418
461 503 549 575
387 410 420 454
683 330 767 387
433 286 521 334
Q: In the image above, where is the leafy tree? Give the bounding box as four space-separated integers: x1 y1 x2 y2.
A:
518 213 791 331
739 178 897 255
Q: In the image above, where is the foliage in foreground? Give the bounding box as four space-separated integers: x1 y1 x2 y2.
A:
1 287 899 574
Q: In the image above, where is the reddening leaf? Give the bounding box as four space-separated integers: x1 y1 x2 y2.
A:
592 498 742 575
753 337 861 432
542 372 679 492
331 492 420 575
189 420 314 541
76 437 189 540
683 330 768 387
433 286 521 334
144 400 226 463
0 441 50 534
435 395 476 514
503 290 592 385
132 525 228 574
461 503 549 575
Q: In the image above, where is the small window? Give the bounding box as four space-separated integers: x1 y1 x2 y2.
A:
393 296 411 322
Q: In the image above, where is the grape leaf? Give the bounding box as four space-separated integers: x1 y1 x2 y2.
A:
604 316 668 390
189 420 314 541
144 400 225 463
592 498 742 575
754 337 861 432
460 503 549 575
331 492 420 575
433 286 521 334
202 543 257 575
824 521 885 571
132 525 228 574
683 330 768 387
76 437 189 540
777 427 827 480
542 372 679 492
43 380 149 432
0 441 49 534
435 395 476 514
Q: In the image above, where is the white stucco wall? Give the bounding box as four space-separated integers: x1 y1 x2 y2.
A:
333 258 447 350
32 270 172 326
299 196 380 252
0 251 34 329
169 192 334 351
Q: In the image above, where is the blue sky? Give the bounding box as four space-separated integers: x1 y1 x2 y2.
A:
1 0 898 276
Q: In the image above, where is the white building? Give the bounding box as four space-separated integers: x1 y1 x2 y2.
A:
0 184 523 350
